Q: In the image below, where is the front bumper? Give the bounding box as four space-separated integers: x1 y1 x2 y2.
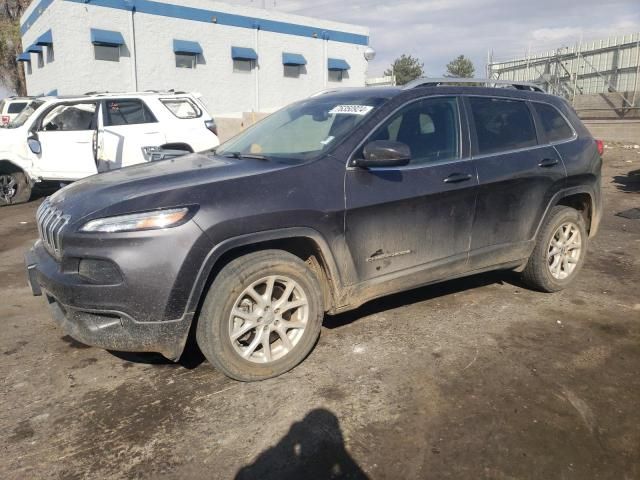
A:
25 244 193 360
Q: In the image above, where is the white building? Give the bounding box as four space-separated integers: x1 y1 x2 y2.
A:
19 0 371 116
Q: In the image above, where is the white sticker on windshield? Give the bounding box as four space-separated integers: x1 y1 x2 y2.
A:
320 136 335 146
329 105 374 116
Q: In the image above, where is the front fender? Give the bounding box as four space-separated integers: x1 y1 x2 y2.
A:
183 227 345 315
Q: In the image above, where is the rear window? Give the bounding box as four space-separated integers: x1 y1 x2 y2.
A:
532 102 574 143
160 98 202 119
469 97 537 155
8 102 27 114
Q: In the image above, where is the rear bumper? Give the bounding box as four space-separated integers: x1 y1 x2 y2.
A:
24 244 192 360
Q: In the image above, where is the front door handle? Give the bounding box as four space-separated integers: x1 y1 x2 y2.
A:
443 173 473 184
538 158 559 168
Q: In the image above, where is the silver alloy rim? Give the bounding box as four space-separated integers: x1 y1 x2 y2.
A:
0 174 17 202
229 275 309 364
548 221 582 280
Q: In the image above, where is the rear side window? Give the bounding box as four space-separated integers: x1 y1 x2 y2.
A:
469 97 537 155
104 100 156 126
160 98 202 119
8 102 27 114
532 102 574 143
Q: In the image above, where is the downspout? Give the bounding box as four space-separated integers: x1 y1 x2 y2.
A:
129 4 138 91
254 24 260 113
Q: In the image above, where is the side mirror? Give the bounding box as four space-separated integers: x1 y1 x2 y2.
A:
355 140 411 168
28 136 42 155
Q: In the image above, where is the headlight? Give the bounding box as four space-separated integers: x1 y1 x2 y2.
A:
80 208 191 233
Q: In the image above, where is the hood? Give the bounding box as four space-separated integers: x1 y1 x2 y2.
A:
48 152 292 221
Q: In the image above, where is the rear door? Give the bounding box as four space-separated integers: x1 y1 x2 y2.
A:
466 96 566 269
32 101 99 180
345 96 478 284
97 98 165 172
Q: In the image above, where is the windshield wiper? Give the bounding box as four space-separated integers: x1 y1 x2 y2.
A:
221 151 269 161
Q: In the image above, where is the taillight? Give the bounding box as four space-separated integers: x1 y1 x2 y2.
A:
205 120 218 137
595 139 604 156
1 115 9 126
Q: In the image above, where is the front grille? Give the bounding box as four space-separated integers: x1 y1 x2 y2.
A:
36 201 70 258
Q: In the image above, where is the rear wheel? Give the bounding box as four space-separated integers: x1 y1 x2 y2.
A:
0 171 31 206
521 206 587 292
196 250 323 381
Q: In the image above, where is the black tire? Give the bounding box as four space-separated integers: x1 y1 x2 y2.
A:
0 171 31 206
196 250 324 381
521 206 588 292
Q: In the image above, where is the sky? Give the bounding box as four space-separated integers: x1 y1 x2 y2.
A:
238 0 640 77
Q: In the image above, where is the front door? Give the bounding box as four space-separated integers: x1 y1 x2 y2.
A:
97 98 165 172
345 96 478 285
32 101 99 180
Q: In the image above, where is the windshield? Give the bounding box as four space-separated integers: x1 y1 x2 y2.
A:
215 94 389 163
8 100 45 128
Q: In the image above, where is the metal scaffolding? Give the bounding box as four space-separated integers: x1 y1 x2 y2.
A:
487 32 640 107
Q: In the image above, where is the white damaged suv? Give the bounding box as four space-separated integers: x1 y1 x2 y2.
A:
0 91 219 205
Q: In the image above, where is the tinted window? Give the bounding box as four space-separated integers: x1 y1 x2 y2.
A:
284 65 301 78
105 100 156 126
470 97 537 155
328 70 343 82
175 53 195 69
368 97 460 165
41 103 97 131
8 102 27 114
94 45 119 62
533 102 573 143
233 59 253 73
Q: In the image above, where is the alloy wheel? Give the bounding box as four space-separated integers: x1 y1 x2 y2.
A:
547 221 582 280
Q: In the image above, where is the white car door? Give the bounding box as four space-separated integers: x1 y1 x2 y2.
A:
97 99 166 172
32 102 99 180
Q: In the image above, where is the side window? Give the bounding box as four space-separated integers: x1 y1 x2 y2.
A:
160 98 202 119
532 102 574 143
469 97 537 155
40 103 97 131
104 100 156 126
367 97 460 165
8 102 27 114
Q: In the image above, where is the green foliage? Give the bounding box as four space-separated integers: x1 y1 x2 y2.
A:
445 55 475 78
384 54 424 86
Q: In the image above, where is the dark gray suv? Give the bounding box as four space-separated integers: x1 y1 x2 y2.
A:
26 82 602 381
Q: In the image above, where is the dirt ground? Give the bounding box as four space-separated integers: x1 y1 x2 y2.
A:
1 146 639 480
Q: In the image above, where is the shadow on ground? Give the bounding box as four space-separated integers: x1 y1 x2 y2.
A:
612 169 640 193
235 408 368 480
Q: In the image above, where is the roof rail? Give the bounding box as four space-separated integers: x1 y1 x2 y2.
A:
403 77 545 92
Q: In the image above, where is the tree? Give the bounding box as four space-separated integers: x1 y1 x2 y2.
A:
445 55 475 78
384 54 424 86
0 1 31 96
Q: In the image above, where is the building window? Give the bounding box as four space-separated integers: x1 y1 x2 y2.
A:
175 53 196 69
233 59 254 73
94 45 120 62
328 69 343 82
284 65 302 78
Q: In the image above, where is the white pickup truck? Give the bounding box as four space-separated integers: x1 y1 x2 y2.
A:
0 91 219 205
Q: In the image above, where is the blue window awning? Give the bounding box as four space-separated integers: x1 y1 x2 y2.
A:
26 44 43 54
231 46 257 61
173 39 202 55
282 52 306 66
16 53 31 62
328 58 350 71
91 28 125 47
36 29 53 46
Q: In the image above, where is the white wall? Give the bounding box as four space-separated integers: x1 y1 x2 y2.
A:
20 0 370 115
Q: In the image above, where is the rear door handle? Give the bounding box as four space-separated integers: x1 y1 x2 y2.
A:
443 173 473 184
538 158 559 168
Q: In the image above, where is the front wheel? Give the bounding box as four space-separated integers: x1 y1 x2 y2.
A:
521 206 588 292
0 171 31 206
196 250 324 381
